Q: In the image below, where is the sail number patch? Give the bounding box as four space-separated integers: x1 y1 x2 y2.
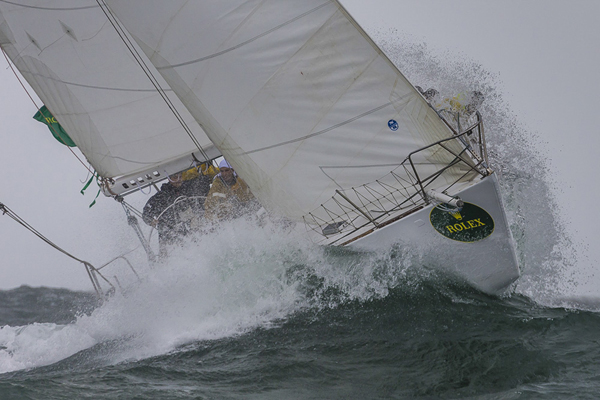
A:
429 202 494 242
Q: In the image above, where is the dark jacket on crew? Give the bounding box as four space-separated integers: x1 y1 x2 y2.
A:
142 175 211 245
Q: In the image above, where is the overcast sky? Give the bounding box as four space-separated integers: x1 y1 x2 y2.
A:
1 0 598 294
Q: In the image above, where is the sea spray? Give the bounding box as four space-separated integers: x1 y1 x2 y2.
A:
0 215 449 373
73 218 309 363
0 323 96 373
372 29 579 301
76 216 438 361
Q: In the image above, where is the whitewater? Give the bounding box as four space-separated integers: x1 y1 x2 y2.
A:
1 34 598 399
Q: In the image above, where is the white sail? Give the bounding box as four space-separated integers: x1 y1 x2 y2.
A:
0 0 519 294
104 0 481 231
0 0 219 195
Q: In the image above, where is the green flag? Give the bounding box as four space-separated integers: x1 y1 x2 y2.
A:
33 105 77 147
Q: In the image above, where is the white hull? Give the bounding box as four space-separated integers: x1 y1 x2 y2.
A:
348 173 519 294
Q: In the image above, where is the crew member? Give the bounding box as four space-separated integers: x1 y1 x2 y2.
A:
204 159 257 222
142 163 217 257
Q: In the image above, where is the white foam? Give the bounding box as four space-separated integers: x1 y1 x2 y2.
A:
0 213 437 373
372 32 585 303
0 323 96 373
0 218 318 372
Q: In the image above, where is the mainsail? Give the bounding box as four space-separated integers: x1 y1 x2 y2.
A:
0 0 219 195
104 0 482 240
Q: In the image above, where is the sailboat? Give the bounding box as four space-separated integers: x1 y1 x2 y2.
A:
0 0 519 294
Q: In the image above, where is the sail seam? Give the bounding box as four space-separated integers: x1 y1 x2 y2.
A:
243 101 392 155
0 0 98 11
19 71 168 92
158 1 333 69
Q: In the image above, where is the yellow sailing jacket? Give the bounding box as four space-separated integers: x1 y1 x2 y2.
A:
204 176 255 221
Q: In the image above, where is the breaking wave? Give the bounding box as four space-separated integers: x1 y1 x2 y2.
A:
0 32 587 374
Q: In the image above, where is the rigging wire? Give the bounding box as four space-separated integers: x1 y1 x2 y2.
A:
95 0 211 163
147 195 207 244
120 198 144 219
0 202 112 296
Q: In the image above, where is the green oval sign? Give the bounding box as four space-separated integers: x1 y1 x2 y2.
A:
429 202 494 242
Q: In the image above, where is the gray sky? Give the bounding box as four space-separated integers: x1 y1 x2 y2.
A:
1 1 599 293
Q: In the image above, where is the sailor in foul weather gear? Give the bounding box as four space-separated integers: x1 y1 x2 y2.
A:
204 159 257 222
142 164 217 257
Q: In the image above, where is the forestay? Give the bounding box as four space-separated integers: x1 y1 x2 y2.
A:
0 0 219 194
105 0 480 227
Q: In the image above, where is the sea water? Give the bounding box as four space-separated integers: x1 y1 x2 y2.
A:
1 36 597 399
2 261 600 399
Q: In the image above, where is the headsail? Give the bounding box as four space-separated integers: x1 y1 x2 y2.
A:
0 0 220 196
104 0 483 240
1 0 486 242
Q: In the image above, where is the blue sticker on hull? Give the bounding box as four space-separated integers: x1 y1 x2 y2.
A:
388 119 398 131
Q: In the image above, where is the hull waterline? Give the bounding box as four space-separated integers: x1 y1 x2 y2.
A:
348 173 520 294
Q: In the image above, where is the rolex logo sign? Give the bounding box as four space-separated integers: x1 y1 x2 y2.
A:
449 210 462 220
429 203 494 242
